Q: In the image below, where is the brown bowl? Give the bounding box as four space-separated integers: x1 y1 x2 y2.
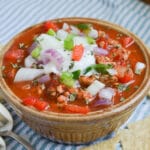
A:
0 18 150 144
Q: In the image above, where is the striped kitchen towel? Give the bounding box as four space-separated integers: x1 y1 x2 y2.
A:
0 0 150 149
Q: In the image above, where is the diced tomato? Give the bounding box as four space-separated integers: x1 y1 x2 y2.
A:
44 21 58 32
22 97 37 106
116 65 134 83
121 68 134 83
122 37 134 48
7 68 17 79
65 104 89 114
96 37 108 49
34 100 49 111
72 44 84 61
5 49 26 62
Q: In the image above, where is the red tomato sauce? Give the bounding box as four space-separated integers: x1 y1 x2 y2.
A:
2 21 146 114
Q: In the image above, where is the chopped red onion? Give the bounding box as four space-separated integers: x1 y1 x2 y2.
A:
37 74 50 83
14 68 44 82
107 68 117 76
105 34 109 39
126 40 134 48
88 29 98 39
94 47 108 56
62 23 69 30
124 80 135 86
56 29 68 40
94 98 112 107
28 42 38 53
99 87 115 100
135 62 145 75
107 45 113 51
41 49 64 70
70 25 80 35
78 32 85 36
40 57 51 65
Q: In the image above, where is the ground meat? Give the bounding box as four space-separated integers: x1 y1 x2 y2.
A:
95 55 116 67
98 31 106 38
109 48 130 62
79 75 96 87
98 74 119 87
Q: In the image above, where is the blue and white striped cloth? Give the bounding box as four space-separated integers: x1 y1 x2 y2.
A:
0 0 150 149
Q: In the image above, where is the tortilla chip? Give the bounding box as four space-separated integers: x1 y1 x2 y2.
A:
117 130 150 150
126 116 150 138
82 137 119 150
82 116 150 150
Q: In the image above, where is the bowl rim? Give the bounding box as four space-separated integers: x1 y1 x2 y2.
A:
0 17 150 122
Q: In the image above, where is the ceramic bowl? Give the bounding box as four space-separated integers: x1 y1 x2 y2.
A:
0 18 150 144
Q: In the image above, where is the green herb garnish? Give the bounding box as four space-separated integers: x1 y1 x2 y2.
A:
134 85 139 89
116 33 123 37
72 70 81 79
135 69 141 75
68 93 77 102
84 66 93 74
2 73 6 78
120 97 126 102
17 59 21 63
76 23 90 30
32 79 39 86
114 44 122 49
1 65 5 71
94 64 113 73
19 43 25 48
117 84 128 92
125 86 130 91
85 99 90 105
69 62 74 69
10 63 21 69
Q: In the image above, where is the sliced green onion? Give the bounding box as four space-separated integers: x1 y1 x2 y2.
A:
64 34 74 50
47 29 56 36
72 70 81 79
31 47 42 59
60 72 75 87
84 64 113 74
84 66 93 74
86 36 95 44
94 64 113 74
